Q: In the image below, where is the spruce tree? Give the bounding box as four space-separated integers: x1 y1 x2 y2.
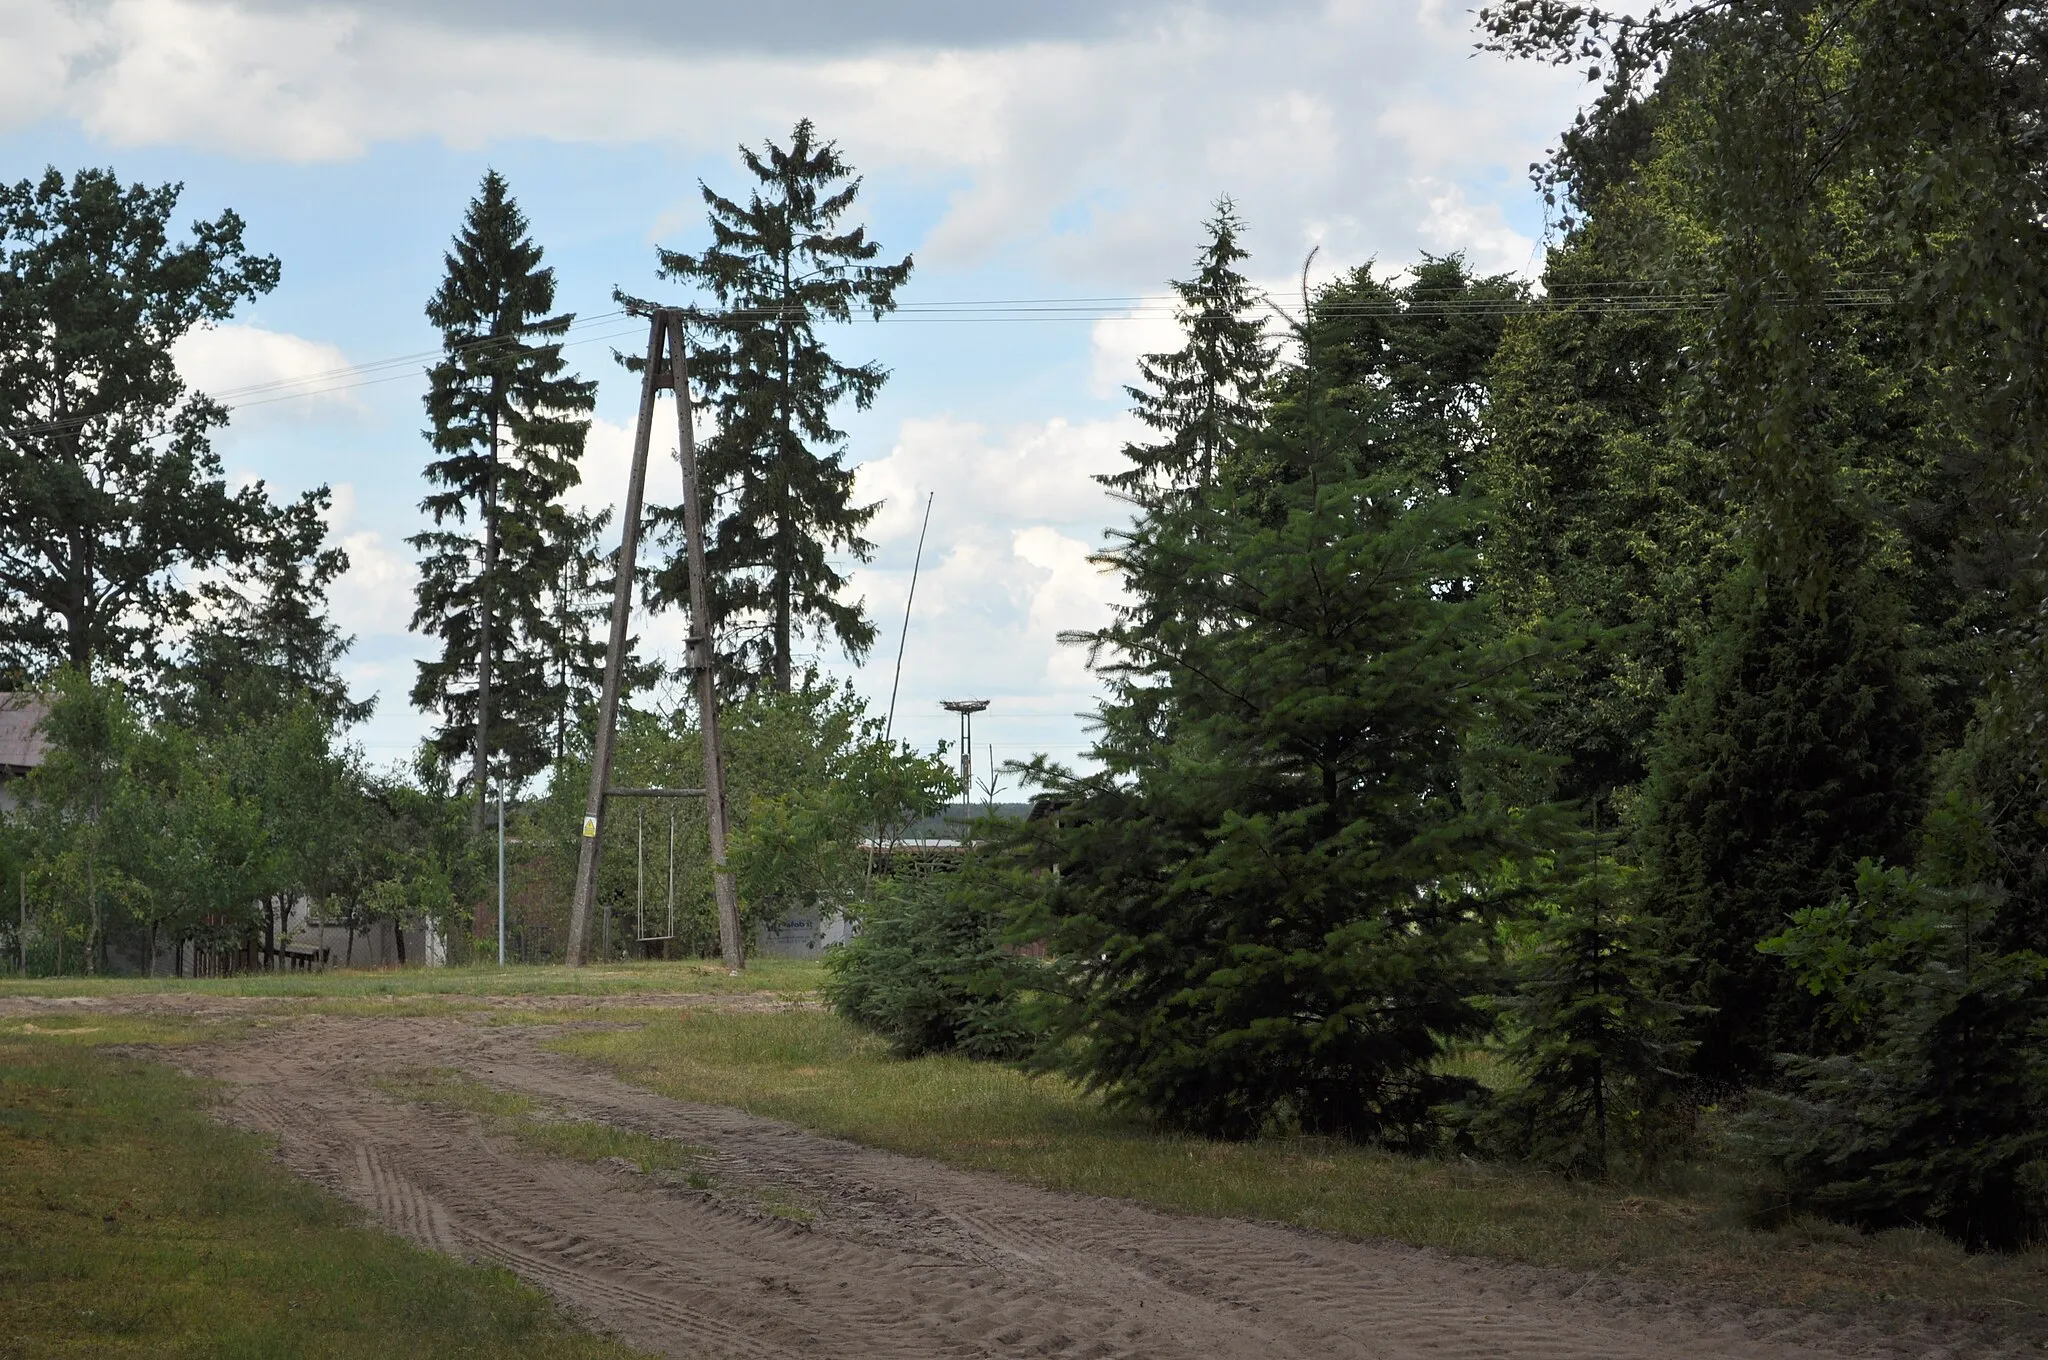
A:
410 171 597 827
1484 830 1696 1177
1106 198 1272 496
648 119 912 692
1028 461 1578 1144
170 487 370 734
1024 246 1585 1140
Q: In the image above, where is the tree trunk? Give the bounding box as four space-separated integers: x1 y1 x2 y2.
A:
474 406 500 835
394 917 408 966
774 311 794 693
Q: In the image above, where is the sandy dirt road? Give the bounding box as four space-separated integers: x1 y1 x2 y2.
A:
12 996 2007 1359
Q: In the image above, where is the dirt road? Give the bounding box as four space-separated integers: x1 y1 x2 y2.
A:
21 997 2004 1359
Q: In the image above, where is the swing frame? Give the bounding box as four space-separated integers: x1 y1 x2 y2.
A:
634 803 677 945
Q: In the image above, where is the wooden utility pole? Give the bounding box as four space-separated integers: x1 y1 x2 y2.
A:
566 309 742 970
665 312 744 972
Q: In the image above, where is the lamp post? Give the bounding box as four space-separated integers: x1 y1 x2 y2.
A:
940 699 991 820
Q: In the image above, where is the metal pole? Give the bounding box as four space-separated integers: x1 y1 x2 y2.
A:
667 315 744 973
496 785 506 967
883 492 934 745
567 313 665 965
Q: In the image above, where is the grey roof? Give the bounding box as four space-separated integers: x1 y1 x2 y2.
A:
0 694 50 773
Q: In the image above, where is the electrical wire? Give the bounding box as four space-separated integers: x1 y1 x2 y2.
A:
0 283 1905 441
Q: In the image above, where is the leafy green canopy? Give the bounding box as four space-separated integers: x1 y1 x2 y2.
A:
411 170 600 812
0 167 288 683
648 118 912 692
1742 861 2048 1250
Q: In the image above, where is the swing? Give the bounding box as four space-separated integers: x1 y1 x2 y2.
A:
636 804 676 945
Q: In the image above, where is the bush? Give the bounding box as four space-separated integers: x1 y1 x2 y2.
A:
825 854 1035 1061
1739 861 2048 1249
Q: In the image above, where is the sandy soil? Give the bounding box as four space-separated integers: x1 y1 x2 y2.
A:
31 1002 1983 1360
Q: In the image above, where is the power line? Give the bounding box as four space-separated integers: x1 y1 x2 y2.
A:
0 284 1906 441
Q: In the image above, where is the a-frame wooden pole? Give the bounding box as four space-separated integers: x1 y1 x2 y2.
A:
566 313 665 965
665 314 744 971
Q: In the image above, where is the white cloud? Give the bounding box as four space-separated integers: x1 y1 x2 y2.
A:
173 322 365 417
3 0 1586 284
321 481 417 638
833 413 1134 753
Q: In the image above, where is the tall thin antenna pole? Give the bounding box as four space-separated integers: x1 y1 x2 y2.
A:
884 492 934 746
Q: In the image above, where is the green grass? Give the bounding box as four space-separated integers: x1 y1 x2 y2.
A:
557 1008 2048 1329
0 1028 646 1359
375 1067 708 1177
0 958 825 1002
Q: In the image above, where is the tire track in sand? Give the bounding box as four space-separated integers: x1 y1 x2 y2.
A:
177 1012 2017 1360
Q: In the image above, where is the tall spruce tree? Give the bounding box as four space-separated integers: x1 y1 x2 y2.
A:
648 119 912 692
1023 244 1584 1144
1106 198 1273 496
410 171 596 828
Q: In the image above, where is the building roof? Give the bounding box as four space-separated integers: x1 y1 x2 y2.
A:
0 694 51 774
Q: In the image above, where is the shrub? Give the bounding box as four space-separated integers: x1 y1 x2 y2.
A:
825 853 1036 1061
1739 861 2048 1249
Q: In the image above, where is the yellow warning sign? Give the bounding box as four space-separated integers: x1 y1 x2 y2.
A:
582 815 599 838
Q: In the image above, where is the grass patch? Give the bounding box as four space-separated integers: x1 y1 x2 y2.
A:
375 1068 707 1178
0 1034 644 1358
0 958 825 1003
557 1008 2048 1326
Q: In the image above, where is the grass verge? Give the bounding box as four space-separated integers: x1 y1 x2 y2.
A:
374 1067 708 1179
556 1007 2048 1328
0 958 824 1002
0 1027 645 1358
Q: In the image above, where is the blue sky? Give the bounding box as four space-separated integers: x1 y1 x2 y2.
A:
1 0 1589 781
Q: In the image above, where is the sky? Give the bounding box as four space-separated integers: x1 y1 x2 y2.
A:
1 0 1590 784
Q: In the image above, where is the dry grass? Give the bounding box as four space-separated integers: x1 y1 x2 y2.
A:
557 1007 2048 1332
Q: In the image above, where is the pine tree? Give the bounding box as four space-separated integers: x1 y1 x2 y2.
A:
0 168 281 684
1105 198 1272 496
649 119 912 692
1024 252 1586 1139
1027 459 1579 1143
410 171 597 828
1744 861 2048 1249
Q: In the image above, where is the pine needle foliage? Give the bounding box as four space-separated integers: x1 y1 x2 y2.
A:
1104 198 1273 496
1480 832 1697 1178
1025 452 1582 1144
650 119 912 692
826 841 1037 1062
410 170 597 816
1636 553 1929 1081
